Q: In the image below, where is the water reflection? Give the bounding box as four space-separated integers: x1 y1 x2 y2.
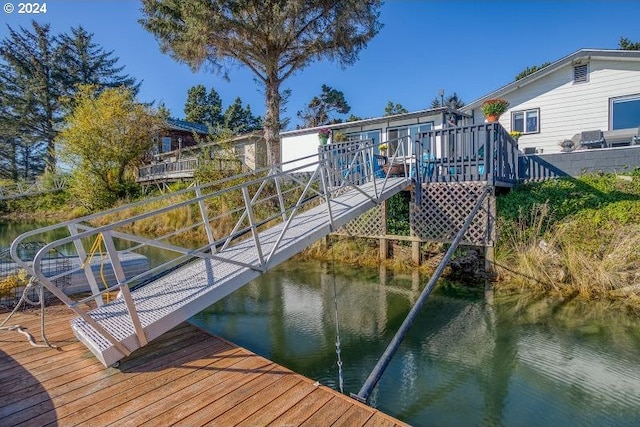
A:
191 260 640 427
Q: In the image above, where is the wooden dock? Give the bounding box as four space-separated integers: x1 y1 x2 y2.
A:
0 307 407 426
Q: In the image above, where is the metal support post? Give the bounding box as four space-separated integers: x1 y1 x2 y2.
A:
101 230 148 346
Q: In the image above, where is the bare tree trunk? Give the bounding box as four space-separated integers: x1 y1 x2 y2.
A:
264 74 281 167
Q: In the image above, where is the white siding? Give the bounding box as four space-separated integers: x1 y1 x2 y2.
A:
279 113 444 171
475 59 640 154
281 132 321 172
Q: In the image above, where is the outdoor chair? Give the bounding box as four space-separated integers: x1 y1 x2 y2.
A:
633 126 640 145
579 130 606 149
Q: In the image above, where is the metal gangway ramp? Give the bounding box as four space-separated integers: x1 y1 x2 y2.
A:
11 139 413 367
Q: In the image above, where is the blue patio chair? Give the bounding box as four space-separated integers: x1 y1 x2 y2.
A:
373 154 386 178
413 152 434 180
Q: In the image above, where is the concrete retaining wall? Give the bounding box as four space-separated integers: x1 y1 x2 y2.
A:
519 145 640 181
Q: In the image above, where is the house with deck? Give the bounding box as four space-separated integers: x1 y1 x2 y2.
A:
462 49 640 155
282 48 640 180
280 106 469 172
136 118 265 186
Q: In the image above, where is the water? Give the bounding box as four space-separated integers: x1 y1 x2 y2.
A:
4 221 640 426
190 261 640 427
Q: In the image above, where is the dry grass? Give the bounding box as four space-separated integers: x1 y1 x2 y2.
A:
495 202 640 305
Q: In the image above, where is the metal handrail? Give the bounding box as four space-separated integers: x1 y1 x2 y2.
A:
10 139 409 352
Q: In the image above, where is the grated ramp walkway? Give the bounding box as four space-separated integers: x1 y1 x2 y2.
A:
71 177 410 367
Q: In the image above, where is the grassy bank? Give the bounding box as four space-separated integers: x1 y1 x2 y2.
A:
0 190 78 221
3 171 640 309
494 171 640 309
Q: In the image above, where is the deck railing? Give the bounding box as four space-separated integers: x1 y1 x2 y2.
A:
136 157 243 182
414 123 519 186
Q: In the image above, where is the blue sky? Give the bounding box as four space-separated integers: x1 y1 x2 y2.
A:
1 1 639 129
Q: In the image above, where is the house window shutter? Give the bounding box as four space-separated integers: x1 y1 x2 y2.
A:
573 64 588 83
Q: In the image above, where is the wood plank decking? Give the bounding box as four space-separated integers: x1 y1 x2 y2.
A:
0 308 408 427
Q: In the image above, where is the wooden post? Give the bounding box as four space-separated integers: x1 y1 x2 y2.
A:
379 238 388 261
379 199 388 261
485 189 497 280
409 192 421 265
412 240 421 265
484 245 495 284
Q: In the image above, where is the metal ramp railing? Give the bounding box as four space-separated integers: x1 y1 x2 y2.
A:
10 139 413 367
0 175 69 201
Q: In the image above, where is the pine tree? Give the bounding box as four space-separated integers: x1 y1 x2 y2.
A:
384 101 408 116
431 92 465 109
184 85 224 128
296 84 351 128
0 20 62 173
140 0 381 165
0 21 139 177
57 26 140 96
619 37 640 50
223 97 262 133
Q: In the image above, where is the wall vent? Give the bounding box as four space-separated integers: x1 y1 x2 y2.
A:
573 63 588 83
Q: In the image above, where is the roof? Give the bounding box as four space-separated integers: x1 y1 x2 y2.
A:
280 107 451 137
463 49 640 111
166 118 210 134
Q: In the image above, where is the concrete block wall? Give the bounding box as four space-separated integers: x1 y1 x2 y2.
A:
519 146 640 181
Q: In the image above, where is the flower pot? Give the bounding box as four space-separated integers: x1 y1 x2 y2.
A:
485 114 500 123
319 135 328 145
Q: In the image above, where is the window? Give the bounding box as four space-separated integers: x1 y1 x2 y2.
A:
161 136 172 153
573 63 588 83
346 130 381 146
386 123 433 155
610 95 640 130
511 109 539 134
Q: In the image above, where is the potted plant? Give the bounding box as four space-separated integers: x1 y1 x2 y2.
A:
509 130 522 141
481 98 510 122
318 128 331 145
378 143 388 156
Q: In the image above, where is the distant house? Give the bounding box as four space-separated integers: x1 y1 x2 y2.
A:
154 119 208 155
462 49 640 154
137 119 265 184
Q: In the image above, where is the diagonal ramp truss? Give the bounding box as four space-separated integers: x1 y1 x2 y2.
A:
10 139 413 367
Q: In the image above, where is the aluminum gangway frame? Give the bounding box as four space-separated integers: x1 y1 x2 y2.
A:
10 139 413 367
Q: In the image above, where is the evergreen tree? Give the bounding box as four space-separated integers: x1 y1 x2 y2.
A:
223 97 262 133
57 26 139 98
140 0 381 166
296 84 351 128
514 62 551 81
384 101 408 116
156 101 172 120
0 20 62 173
0 22 138 177
184 84 224 128
619 37 640 50
430 92 465 109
